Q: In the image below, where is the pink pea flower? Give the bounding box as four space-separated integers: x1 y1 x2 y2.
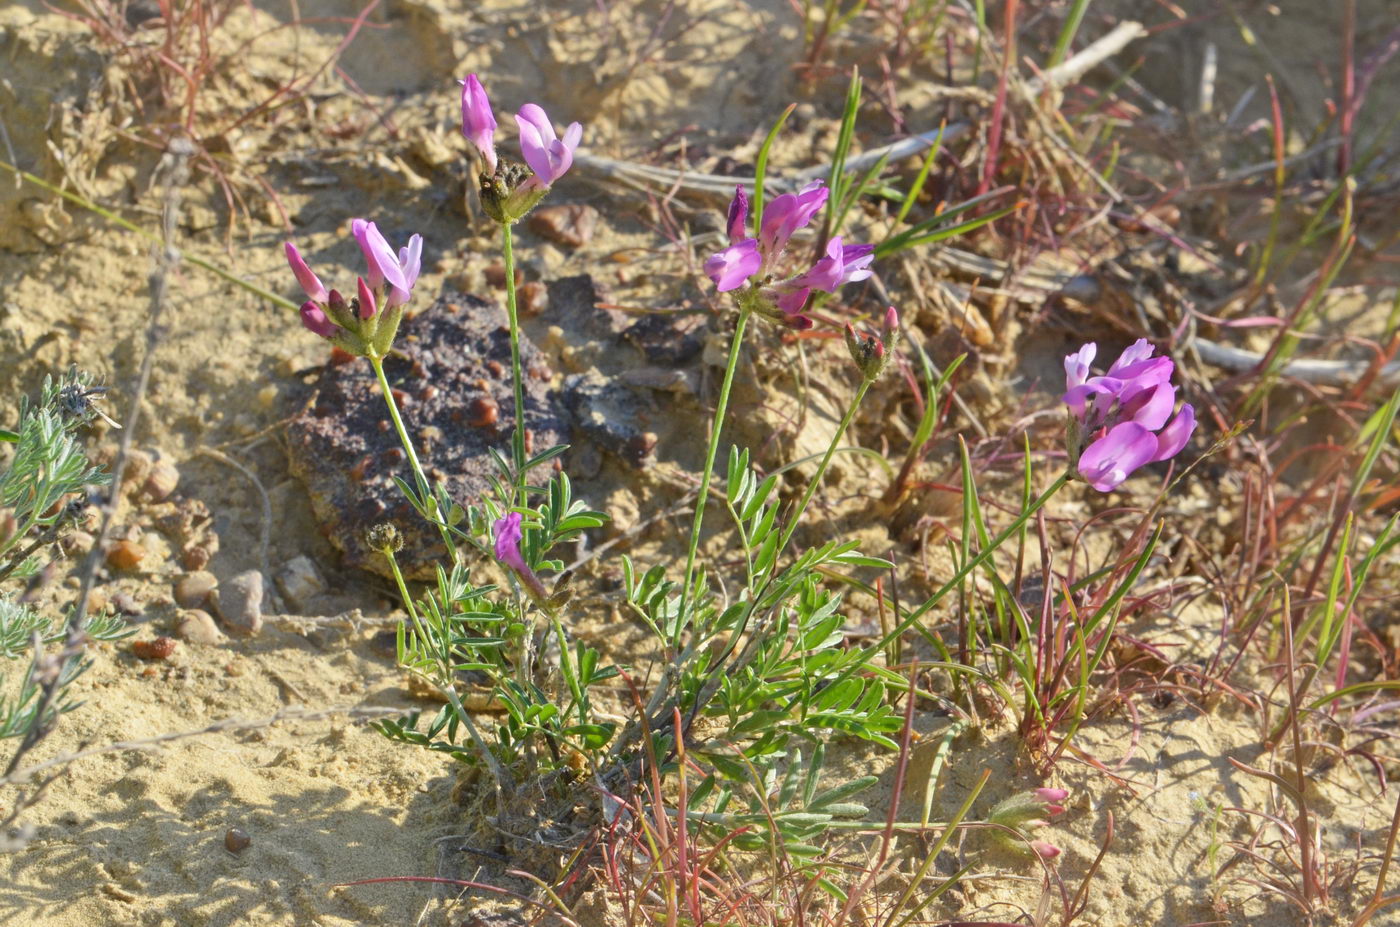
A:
515 103 582 188
785 236 875 292
760 181 829 258
385 234 423 309
493 511 547 600
774 287 813 328
299 301 337 338
351 219 409 295
285 243 327 304
704 239 763 293
1063 339 1196 491
459 74 498 173
1030 840 1062 860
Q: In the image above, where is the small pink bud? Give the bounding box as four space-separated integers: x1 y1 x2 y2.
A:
1030 840 1061 860
357 276 377 320
884 305 899 330
299 301 337 338
1034 788 1069 803
285 242 327 304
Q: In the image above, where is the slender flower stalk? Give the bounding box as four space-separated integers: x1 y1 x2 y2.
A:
501 223 528 499
369 355 459 564
676 308 752 647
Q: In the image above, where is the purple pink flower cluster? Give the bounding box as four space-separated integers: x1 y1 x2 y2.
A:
286 220 422 342
704 183 873 329
1063 340 1196 491
459 74 581 190
493 511 547 601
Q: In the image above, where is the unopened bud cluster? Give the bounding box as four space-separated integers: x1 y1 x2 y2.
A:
843 306 900 381
988 787 1069 860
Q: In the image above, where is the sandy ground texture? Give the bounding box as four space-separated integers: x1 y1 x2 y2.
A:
3 0 1399 925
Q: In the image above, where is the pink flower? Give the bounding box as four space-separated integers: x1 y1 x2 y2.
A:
385 234 423 309
299 301 337 338
515 103 582 188
773 286 812 327
351 219 409 294
459 74 498 173
285 242 327 304
493 511 547 600
785 236 875 292
1030 840 1062 860
1063 340 1197 490
493 511 529 575
759 181 829 258
704 239 762 292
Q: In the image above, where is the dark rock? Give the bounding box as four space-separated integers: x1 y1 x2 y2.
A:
527 203 598 249
540 275 627 341
622 311 705 366
285 293 568 578
562 371 655 467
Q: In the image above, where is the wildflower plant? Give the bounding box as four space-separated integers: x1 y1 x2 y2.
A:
280 65 1205 897
0 369 130 757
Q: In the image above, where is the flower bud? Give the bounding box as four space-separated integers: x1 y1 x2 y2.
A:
300 301 338 338
479 162 547 225
844 322 887 381
356 276 377 321
366 522 404 554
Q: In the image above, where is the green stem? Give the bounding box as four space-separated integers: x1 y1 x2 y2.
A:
502 222 527 499
676 307 752 649
385 543 514 793
370 355 459 564
775 377 872 558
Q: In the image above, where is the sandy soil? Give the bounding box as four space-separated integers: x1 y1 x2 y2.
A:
2 0 1398 925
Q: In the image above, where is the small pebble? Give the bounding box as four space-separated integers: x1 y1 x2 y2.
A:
518 280 548 316
0 509 16 546
106 540 146 571
84 587 109 614
174 571 218 609
110 591 143 616
275 556 324 612
132 637 176 661
173 609 225 645
118 450 154 496
63 530 95 555
212 570 264 637
181 546 213 571
142 460 180 503
466 398 498 428
256 385 279 409
224 827 251 854
527 203 598 249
